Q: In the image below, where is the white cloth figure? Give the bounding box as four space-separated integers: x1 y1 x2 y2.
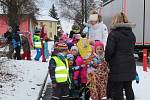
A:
83 22 108 48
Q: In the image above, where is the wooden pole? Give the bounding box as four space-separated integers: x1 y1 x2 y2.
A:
82 0 84 25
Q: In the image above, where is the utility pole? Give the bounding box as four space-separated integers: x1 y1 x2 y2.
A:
85 0 87 22
81 0 84 25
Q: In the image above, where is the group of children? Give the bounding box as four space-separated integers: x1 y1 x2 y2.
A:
49 33 109 100
4 25 50 61
4 26 32 60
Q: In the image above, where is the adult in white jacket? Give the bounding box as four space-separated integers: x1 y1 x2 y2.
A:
83 11 108 48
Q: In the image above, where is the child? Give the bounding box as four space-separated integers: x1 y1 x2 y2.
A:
21 34 31 60
70 46 79 67
70 46 80 87
83 10 108 48
67 54 80 98
70 46 87 86
49 42 70 100
69 24 81 39
71 46 78 57
67 54 74 83
67 34 81 50
88 41 109 100
33 31 42 61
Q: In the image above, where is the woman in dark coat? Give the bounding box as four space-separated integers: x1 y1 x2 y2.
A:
105 12 136 100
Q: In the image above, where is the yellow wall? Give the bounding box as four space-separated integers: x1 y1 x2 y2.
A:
37 20 57 40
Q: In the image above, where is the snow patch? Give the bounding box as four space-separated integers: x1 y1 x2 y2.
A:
133 66 150 100
0 59 48 100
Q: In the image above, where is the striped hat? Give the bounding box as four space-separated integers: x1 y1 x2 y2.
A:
54 42 68 51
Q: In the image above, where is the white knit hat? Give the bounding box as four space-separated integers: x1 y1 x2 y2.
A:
89 14 98 21
71 46 78 53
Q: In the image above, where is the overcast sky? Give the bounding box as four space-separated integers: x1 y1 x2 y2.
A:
38 0 54 16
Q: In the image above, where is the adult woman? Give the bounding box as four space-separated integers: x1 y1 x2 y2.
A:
105 12 136 100
83 10 108 47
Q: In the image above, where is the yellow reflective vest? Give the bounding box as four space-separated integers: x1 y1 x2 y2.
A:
33 35 42 48
52 56 70 83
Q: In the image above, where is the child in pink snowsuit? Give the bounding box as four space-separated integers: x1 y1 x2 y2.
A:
80 60 88 85
70 46 87 88
75 56 88 86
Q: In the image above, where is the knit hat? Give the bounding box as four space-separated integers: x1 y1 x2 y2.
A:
67 54 74 60
54 42 68 52
89 14 98 22
95 41 104 51
72 24 81 33
35 27 41 35
71 46 78 53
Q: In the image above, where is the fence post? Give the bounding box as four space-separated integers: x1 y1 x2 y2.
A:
143 49 148 72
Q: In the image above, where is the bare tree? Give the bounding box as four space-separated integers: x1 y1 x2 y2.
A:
58 0 94 28
0 0 39 32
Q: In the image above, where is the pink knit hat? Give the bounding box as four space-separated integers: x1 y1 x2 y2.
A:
94 41 104 51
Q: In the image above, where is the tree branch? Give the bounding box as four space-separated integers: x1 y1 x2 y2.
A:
0 0 8 6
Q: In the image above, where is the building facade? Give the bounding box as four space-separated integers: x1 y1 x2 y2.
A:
36 16 58 40
0 15 34 35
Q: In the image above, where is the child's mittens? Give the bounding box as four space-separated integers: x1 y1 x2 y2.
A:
72 66 80 71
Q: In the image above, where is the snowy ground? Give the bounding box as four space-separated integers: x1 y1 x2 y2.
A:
0 42 54 100
0 59 48 100
133 66 150 100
